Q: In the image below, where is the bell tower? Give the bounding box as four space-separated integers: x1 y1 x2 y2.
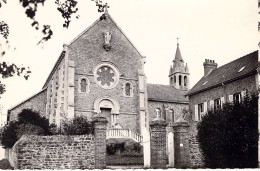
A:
169 40 190 90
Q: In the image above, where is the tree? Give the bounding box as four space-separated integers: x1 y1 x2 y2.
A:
0 0 109 97
1 109 51 148
197 93 258 168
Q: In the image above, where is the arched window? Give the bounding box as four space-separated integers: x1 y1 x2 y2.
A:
80 79 87 92
123 81 133 97
174 76 176 84
156 108 161 119
79 77 90 93
179 75 182 86
184 76 187 86
170 77 173 85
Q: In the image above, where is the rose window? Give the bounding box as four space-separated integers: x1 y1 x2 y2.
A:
94 63 119 89
97 66 115 86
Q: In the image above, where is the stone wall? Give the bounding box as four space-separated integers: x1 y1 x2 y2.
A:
11 135 95 169
148 101 188 123
8 89 47 122
10 117 107 169
189 134 204 168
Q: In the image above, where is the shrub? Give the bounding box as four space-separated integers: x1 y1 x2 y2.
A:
62 116 94 135
197 93 258 168
1 109 51 148
106 142 125 155
0 159 14 170
1 121 19 148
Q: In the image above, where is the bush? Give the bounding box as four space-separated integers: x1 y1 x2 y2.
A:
62 116 94 135
197 93 258 168
1 121 19 148
1 109 51 148
0 159 14 170
106 142 125 155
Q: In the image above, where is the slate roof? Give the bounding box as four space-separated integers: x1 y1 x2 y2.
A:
147 84 188 103
186 51 258 96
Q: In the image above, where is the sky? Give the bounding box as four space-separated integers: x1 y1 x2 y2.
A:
0 0 258 117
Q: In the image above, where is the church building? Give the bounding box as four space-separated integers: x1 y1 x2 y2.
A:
7 11 189 139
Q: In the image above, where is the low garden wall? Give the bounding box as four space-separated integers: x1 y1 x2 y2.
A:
10 117 108 169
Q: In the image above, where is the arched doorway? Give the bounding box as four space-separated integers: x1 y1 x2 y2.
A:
94 97 120 128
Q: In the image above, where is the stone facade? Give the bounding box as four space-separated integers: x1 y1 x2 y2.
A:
148 100 188 123
8 89 47 122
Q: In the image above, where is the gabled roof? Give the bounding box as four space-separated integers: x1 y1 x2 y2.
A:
186 51 258 96
42 12 144 89
68 12 143 57
147 83 188 103
8 88 47 111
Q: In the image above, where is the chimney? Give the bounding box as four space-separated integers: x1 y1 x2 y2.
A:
203 59 218 76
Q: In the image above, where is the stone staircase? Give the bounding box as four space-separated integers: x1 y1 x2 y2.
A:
106 129 143 144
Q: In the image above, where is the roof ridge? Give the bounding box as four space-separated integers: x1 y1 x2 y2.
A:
8 88 47 111
212 50 258 72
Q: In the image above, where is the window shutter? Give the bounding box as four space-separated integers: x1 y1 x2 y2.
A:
194 105 198 121
241 90 246 100
220 97 225 107
229 95 233 102
203 102 207 115
210 100 214 109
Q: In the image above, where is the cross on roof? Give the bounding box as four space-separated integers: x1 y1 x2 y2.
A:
177 37 180 46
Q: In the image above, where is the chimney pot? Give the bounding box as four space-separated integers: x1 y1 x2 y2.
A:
203 59 218 76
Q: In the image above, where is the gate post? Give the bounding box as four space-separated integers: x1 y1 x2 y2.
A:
93 117 108 169
172 121 190 168
143 127 151 168
150 117 167 169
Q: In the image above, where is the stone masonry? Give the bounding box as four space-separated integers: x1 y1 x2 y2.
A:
150 118 167 169
173 121 190 168
10 117 107 169
8 89 47 122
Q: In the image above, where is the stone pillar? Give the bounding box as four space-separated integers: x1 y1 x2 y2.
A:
150 118 167 169
173 121 190 168
93 117 108 169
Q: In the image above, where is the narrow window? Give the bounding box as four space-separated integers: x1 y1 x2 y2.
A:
179 75 182 86
214 98 221 110
174 76 176 83
80 79 87 92
233 93 241 104
125 83 131 96
184 76 187 86
156 108 161 119
198 103 204 120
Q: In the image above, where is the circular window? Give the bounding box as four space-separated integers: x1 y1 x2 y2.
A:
94 63 119 89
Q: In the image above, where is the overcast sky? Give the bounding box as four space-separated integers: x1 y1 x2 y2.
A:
0 0 258 115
